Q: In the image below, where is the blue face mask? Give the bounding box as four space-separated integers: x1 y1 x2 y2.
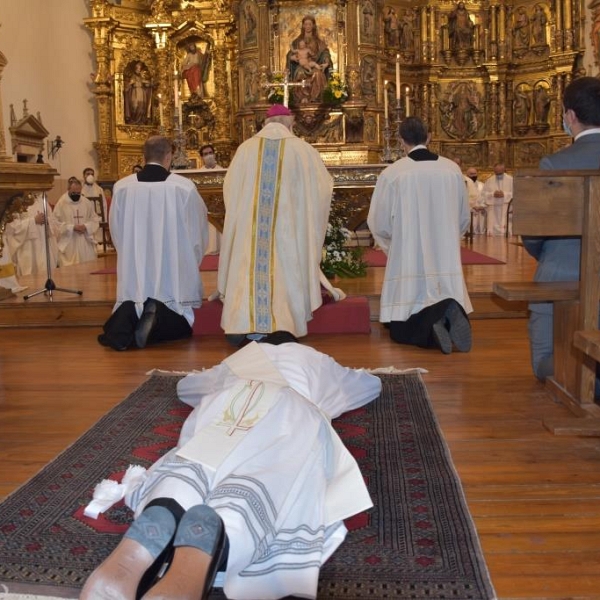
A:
563 115 573 137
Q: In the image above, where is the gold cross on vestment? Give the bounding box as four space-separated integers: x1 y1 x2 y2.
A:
262 71 306 107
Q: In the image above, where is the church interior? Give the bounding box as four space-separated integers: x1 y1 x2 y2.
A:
2 0 600 598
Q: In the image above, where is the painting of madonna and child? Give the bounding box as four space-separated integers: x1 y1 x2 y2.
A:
280 8 339 105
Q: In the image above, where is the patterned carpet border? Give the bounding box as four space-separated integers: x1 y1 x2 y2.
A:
0 373 496 600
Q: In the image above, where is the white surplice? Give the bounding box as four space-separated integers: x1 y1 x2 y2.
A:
109 173 208 323
5 194 59 276
218 122 339 337
53 193 100 266
482 173 513 236
470 179 486 234
126 342 382 600
82 181 108 244
367 154 473 322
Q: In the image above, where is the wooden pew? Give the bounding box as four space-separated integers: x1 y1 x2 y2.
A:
493 170 600 435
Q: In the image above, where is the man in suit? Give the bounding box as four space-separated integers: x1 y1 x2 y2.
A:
523 76 600 381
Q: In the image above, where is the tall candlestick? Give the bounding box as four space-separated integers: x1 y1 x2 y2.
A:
395 54 401 100
384 80 389 120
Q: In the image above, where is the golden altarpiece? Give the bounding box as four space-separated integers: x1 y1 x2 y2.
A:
84 0 590 224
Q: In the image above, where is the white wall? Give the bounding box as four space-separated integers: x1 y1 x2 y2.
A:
0 0 96 202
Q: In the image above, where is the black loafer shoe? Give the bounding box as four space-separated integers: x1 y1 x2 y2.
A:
141 505 227 600
135 299 159 349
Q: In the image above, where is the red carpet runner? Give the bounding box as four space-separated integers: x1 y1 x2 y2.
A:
193 297 371 335
364 246 505 266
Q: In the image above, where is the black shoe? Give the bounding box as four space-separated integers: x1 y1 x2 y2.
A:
445 302 472 352
79 505 177 600
432 320 452 354
135 299 159 349
142 505 227 600
97 333 130 351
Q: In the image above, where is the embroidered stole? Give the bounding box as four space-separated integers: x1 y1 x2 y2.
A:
249 137 286 332
176 342 289 471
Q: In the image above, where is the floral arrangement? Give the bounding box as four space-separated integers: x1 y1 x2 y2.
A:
267 72 285 104
321 205 367 279
322 72 349 106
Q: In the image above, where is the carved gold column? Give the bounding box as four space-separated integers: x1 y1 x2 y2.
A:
555 0 563 50
420 7 429 62
0 51 11 161
257 0 270 73
489 5 497 60
212 30 231 141
564 0 573 50
498 81 507 136
429 7 436 62
498 4 506 61
336 0 348 82
84 10 117 180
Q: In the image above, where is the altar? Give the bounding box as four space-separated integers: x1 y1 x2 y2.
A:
176 163 387 232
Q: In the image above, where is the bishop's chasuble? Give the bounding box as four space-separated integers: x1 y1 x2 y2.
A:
218 122 337 337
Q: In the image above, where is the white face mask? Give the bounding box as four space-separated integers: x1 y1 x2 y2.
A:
85 175 95 185
203 154 217 168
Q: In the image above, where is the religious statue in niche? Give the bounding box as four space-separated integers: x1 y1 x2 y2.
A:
362 0 375 42
531 4 548 45
448 2 474 53
440 81 482 140
533 84 551 124
383 7 399 48
513 83 532 127
399 9 415 52
181 41 212 98
123 61 153 125
287 15 332 104
513 7 531 49
244 60 259 104
242 0 258 47
361 55 377 97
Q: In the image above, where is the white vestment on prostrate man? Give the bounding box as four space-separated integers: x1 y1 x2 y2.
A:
482 172 513 236
5 194 59 276
218 121 343 337
125 341 382 600
368 154 473 323
53 193 100 266
109 173 208 324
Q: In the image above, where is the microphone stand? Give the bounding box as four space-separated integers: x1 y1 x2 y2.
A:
24 191 83 300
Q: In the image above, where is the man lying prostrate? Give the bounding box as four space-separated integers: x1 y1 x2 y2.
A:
80 336 382 600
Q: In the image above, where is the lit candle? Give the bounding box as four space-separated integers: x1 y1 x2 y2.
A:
404 94 409 117
384 80 389 120
395 54 401 100
178 96 183 130
158 93 163 127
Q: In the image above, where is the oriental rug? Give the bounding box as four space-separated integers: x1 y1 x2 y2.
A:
0 373 495 600
364 247 505 267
